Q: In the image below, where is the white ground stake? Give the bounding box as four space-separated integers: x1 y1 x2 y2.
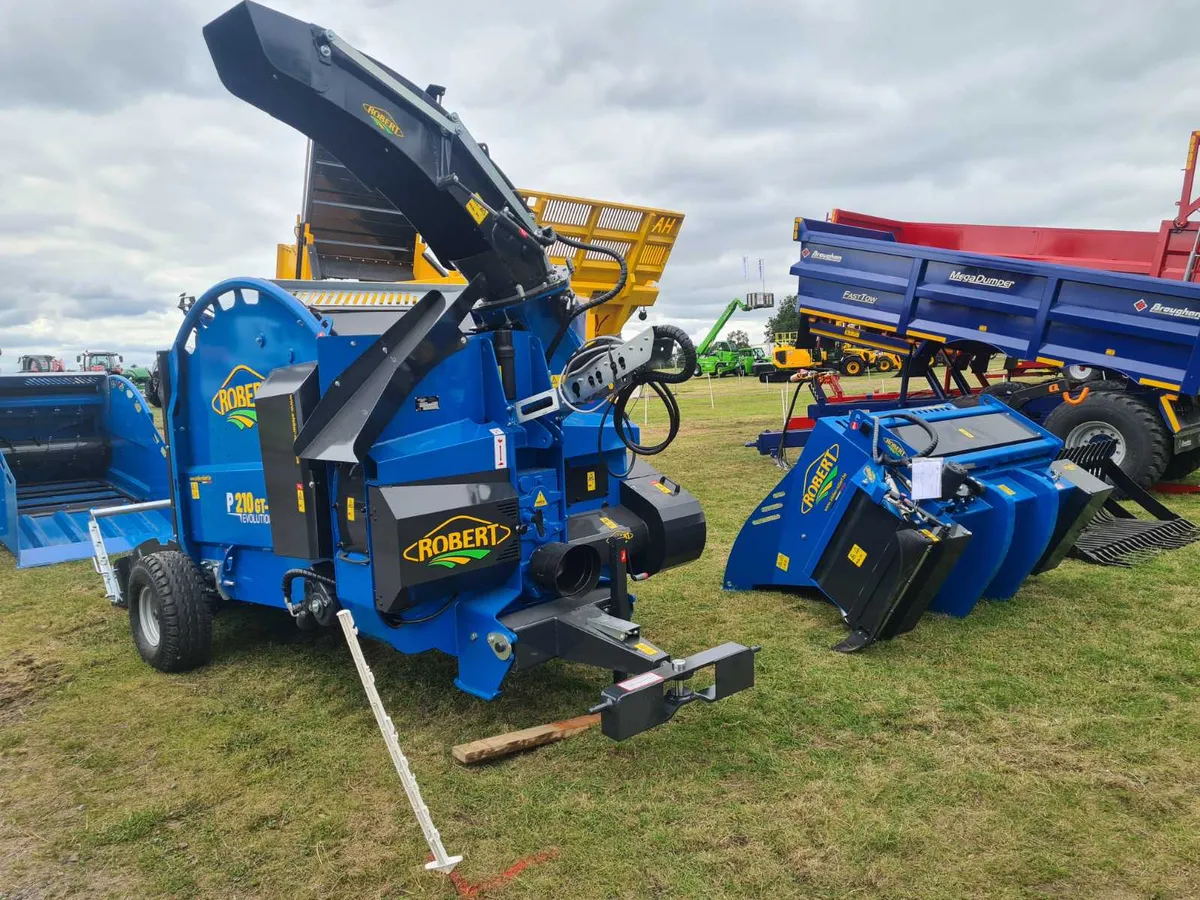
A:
336 609 463 874
708 374 714 408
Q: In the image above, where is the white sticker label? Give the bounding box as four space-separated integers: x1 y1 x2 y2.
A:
489 427 507 469
617 671 665 692
911 457 944 501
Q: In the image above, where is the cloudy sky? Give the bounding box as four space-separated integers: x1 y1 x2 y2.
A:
2 0 1198 366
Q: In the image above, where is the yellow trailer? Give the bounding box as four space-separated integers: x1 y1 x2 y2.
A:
277 144 683 338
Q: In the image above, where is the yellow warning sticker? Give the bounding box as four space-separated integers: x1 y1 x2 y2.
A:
653 481 673 495
958 427 975 438
599 515 619 529
919 529 941 542
190 481 200 500
465 196 488 224
346 497 356 521
997 484 1016 496
634 641 660 656
534 490 548 508
587 471 597 492
776 552 790 572
550 374 562 388
848 544 867 567
296 486 306 513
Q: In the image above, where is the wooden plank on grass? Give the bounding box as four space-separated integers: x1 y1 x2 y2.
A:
452 714 601 765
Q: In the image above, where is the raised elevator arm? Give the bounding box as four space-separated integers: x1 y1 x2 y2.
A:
695 298 748 357
203 1 562 305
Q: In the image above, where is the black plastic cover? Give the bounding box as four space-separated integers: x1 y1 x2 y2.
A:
368 474 519 612
255 362 331 560
618 463 705 575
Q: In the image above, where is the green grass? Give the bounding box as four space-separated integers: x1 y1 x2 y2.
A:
2 374 1199 898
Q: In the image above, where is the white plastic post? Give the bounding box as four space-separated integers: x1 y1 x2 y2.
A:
707 374 714 408
336 610 463 874
780 387 786 424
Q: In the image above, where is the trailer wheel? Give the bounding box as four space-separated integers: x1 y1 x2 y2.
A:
874 355 895 373
1044 391 1170 488
1160 447 1200 481
840 356 865 377
127 551 213 673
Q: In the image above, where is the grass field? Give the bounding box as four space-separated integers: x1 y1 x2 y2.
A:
2 374 1199 899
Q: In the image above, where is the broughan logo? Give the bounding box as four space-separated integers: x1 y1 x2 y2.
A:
842 290 878 305
810 250 843 263
1138 300 1200 320
403 515 513 569
949 270 1016 289
801 444 840 514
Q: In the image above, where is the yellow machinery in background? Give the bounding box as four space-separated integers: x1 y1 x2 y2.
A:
277 144 684 339
766 332 901 380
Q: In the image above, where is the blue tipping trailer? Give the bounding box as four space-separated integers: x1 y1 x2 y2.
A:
784 218 1200 487
0 373 172 567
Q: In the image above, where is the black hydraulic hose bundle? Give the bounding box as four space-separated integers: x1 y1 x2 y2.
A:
545 233 630 360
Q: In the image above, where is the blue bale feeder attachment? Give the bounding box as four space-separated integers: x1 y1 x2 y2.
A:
106 1 758 743
724 396 1111 651
0 373 172 568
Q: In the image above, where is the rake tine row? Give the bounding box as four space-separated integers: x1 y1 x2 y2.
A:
1055 437 1200 567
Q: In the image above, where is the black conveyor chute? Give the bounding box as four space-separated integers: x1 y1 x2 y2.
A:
203 1 557 302
293 277 484 463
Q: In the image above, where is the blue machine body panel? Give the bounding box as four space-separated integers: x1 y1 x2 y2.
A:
726 397 1087 621
792 218 1200 395
0 374 172 567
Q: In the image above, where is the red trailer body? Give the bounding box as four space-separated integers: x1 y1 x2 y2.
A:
832 130 1200 283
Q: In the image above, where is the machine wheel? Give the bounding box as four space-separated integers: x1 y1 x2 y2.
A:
1160 447 1200 481
840 356 865 377
693 365 702 377
1044 391 1170 488
874 355 895 373
127 551 213 673
980 381 1022 404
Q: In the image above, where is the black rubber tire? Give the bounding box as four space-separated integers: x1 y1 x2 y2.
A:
841 357 865 377
980 381 1022 404
874 356 895 373
693 365 702 377
1043 391 1171 488
127 551 213 673
1160 447 1200 481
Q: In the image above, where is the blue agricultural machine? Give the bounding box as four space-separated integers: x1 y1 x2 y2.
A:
756 218 1200 488
68 1 757 741
0 374 172 568
726 217 1200 648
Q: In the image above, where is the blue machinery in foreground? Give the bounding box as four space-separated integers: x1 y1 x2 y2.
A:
49 1 759 742
0 374 172 568
725 397 1112 651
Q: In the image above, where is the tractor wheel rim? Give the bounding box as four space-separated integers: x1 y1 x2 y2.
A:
139 585 161 648
1065 421 1127 466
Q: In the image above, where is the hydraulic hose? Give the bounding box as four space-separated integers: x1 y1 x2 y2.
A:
545 233 630 359
870 412 939 466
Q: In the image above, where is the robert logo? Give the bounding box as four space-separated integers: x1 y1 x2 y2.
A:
211 365 264 430
363 103 404 138
884 438 906 459
404 515 513 569
801 444 840 514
